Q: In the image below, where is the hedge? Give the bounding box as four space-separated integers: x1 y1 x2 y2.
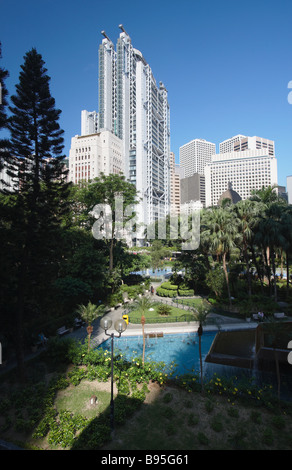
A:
156 282 194 298
178 289 195 296
159 281 178 291
156 287 177 298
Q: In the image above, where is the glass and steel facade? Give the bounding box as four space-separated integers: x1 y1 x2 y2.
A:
98 27 170 231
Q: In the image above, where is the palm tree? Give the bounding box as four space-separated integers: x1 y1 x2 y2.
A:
280 206 292 294
77 301 105 351
201 207 238 307
191 303 209 394
232 199 260 298
255 203 286 301
129 295 155 364
250 185 279 205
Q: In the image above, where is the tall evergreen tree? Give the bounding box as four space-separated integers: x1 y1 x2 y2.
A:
3 48 70 380
0 41 10 174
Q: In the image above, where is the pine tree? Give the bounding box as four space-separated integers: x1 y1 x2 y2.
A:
7 48 67 196
0 41 10 174
4 48 70 380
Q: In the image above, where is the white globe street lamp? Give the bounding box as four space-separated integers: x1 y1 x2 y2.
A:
100 317 127 431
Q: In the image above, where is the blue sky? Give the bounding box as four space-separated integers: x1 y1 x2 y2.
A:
1 0 292 186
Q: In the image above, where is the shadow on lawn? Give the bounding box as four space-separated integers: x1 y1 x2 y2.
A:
70 394 143 450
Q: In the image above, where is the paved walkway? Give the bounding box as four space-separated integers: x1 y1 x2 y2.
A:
69 298 258 349
0 289 258 374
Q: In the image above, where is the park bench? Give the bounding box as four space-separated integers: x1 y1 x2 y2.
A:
57 326 70 336
273 312 286 319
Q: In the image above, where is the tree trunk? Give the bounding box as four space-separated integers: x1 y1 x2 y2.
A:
15 259 26 383
286 252 290 297
243 244 252 298
274 349 281 401
271 250 277 302
141 316 146 365
109 238 114 271
87 325 93 352
251 245 264 294
222 252 231 307
198 327 204 395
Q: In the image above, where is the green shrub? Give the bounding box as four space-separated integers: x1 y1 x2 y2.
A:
160 281 178 291
197 432 209 445
157 304 172 316
227 407 239 418
48 410 88 448
210 414 223 432
178 289 194 296
187 413 199 426
262 428 274 446
162 392 173 403
271 415 286 430
166 423 177 435
204 399 214 413
156 287 177 298
250 410 262 424
160 405 175 420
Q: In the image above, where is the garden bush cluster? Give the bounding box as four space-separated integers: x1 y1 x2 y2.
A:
156 281 194 298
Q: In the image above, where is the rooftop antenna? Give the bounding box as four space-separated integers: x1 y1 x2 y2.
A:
119 24 129 36
101 30 111 41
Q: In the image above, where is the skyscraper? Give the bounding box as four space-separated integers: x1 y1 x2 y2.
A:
205 143 278 207
97 26 170 232
287 175 292 204
220 135 275 156
179 139 216 178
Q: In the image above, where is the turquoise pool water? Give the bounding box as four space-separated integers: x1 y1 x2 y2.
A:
98 331 217 376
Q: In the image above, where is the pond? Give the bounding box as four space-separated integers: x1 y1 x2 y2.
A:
98 330 246 378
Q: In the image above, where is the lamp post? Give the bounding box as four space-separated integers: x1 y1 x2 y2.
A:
100 317 127 432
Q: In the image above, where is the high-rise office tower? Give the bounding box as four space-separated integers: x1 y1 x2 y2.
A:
68 130 124 184
287 176 292 204
81 110 99 135
179 139 216 178
219 134 246 153
205 136 278 207
220 135 275 156
97 26 170 233
169 152 184 215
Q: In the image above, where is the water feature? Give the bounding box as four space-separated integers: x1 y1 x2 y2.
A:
131 267 173 278
98 331 216 376
97 327 292 399
98 330 256 380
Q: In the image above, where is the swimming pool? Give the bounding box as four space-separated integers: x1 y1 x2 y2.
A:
98 331 217 376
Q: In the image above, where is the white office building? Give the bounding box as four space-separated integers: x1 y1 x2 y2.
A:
68 130 123 184
287 175 292 204
95 26 170 232
220 134 275 156
81 110 99 135
180 139 216 178
205 148 278 207
219 134 247 153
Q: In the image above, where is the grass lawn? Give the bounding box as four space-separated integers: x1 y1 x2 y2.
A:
53 379 292 450
1 357 291 450
128 298 209 324
55 380 112 420
102 383 292 451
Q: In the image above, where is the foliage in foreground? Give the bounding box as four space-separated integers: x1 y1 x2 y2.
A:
0 337 291 450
